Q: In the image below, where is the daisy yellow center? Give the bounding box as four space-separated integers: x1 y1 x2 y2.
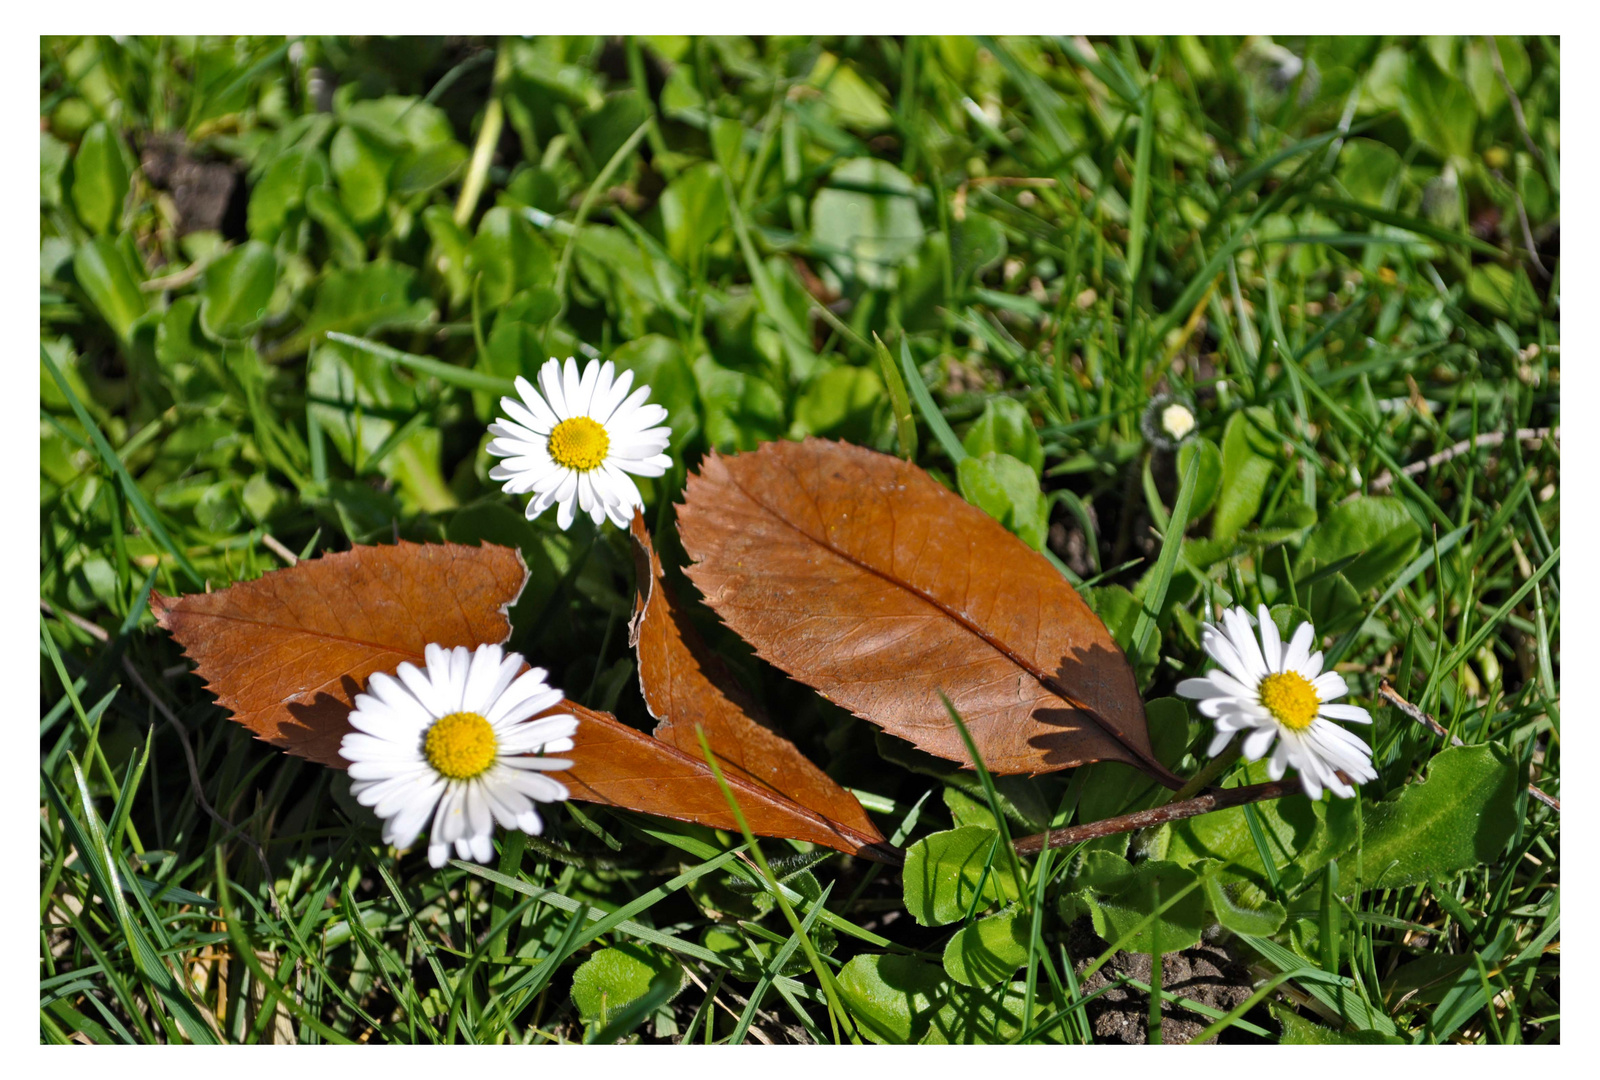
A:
424 711 497 780
1258 672 1320 731
548 416 610 472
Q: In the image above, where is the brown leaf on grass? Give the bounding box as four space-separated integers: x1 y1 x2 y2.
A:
153 538 895 860
152 541 530 768
625 511 887 854
678 438 1177 784
561 700 896 862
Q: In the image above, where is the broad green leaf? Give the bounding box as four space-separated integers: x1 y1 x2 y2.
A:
248 145 329 239
329 124 396 225
811 158 925 288
1353 744 1524 890
482 288 561 396
1336 138 1403 205
1196 859 1287 936
943 785 998 831
1177 436 1223 523
700 922 831 981
957 452 1048 551
70 122 131 235
199 241 278 340
41 131 70 208
790 365 886 444
951 213 1008 282
420 204 472 311
836 954 949 1044
1295 495 1421 593
809 51 892 130
1073 698 1191 855
1166 760 1360 890
1272 1003 1404 1045
923 981 1042 1044
306 339 451 511
607 335 699 453
1463 36 1530 116
392 141 467 196
1065 851 1205 954
73 237 148 342
1468 263 1538 325
569 942 683 1024
304 187 368 269
1212 407 1279 541
694 355 784 452
1400 53 1476 163
962 397 1044 476
942 908 1030 988
298 262 436 349
903 825 1021 927
468 207 557 308
659 162 729 269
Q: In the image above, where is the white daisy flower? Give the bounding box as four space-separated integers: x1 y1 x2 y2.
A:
1160 402 1196 442
486 357 673 531
339 643 578 868
1175 604 1377 799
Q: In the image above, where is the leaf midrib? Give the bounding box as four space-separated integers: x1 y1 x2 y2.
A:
714 465 1164 775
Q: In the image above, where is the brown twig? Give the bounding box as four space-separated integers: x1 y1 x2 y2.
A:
1012 776 1307 856
1368 427 1558 492
40 600 285 916
1378 679 1559 812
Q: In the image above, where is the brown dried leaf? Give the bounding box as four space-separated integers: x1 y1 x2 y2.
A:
153 538 894 860
561 701 895 861
678 438 1177 783
626 511 886 851
151 541 529 768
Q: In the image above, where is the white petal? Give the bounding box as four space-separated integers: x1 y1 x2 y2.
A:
1207 729 1236 757
500 755 574 773
556 494 576 531
1201 625 1259 688
537 360 568 417
428 841 450 868
1311 670 1349 702
484 668 559 725
1257 604 1283 672
1223 607 1268 682
1267 739 1292 780
609 400 668 436
503 769 571 802
1318 702 1372 724
515 374 562 429
1242 725 1278 761
1280 622 1315 675
469 832 495 863
1177 677 1227 699
562 358 586 416
461 644 505 715
496 713 579 750
611 452 671 479
593 367 636 426
581 359 607 415
463 786 493 849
